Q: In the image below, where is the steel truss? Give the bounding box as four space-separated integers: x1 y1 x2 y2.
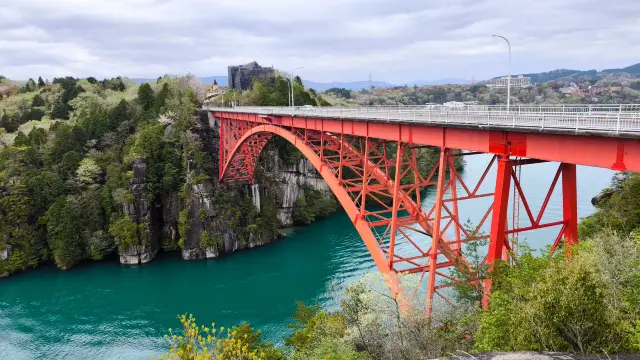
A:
218 117 579 314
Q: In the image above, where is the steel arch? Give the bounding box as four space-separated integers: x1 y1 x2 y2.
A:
220 123 405 299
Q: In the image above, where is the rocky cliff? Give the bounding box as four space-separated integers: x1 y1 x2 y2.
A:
261 151 331 226
113 111 335 265
175 113 334 260
118 158 159 265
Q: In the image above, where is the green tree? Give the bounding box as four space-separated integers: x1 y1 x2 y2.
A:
46 188 105 269
37 76 46 88
25 78 37 92
155 82 171 114
76 157 101 184
137 83 156 116
13 132 30 147
475 230 640 354
31 94 45 107
69 93 110 140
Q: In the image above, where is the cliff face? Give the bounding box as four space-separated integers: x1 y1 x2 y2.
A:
161 192 181 251
176 113 333 260
118 158 159 265
116 111 335 265
261 152 331 227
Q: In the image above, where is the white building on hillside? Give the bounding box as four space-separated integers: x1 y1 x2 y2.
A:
487 75 532 89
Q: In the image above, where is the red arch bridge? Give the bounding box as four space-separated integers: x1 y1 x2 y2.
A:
205 104 640 314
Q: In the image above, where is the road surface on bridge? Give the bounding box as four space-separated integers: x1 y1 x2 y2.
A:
204 104 640 137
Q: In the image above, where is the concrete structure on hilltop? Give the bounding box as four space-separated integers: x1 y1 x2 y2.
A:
228 61 275 91
487 75 532 89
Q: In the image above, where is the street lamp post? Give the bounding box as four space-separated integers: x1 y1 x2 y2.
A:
492 35 511 112
290 66 303 107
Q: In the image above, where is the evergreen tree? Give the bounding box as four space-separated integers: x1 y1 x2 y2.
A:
155 82 170 114
137 83 155 115
109 99 129 130
37 76 45 88
25 78 37 92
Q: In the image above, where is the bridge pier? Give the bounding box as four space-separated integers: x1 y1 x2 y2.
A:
561 163 578 247
483 156 512 307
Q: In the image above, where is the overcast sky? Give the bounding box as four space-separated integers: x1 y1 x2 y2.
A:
1 0 639 83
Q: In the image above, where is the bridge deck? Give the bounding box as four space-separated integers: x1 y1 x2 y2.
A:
204 105 640 138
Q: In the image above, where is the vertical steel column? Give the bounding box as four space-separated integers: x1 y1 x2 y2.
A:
426 147 448 316
219 118 225 180
561 163 578 247
360 138 370 217
448 154 462 250
387 142 404 270
483 155 512 307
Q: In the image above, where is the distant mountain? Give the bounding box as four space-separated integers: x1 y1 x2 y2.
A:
403 79 472 86
303 80 394 91
603 63 640 74
491 62 640 84
132 76 228 85
302 78 471 91
200 76 228 85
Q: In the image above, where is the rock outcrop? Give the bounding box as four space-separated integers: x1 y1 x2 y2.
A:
0 245 10 261
0 245 11 277
119 158 159 265
122 110 334 264
264 152 331 226
161 192 181 250
591 188 615 206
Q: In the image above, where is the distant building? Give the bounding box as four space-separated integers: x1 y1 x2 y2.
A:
560 83 580 95
587 85 608 96
443 101 465 108
204 79 225 103
487 75 532 89
227 61 275 91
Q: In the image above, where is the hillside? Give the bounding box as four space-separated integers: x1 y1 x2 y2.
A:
496 62 640 84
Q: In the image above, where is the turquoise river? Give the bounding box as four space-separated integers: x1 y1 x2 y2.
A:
0 155 614 359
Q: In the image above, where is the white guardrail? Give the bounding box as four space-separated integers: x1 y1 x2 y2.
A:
204 104 640 135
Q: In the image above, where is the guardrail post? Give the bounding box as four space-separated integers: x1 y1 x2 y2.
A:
616 104 622 133
512 115 515 127
541 115 545 130
576 113 579 131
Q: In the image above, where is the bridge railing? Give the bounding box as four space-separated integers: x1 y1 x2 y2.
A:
205 104 640 134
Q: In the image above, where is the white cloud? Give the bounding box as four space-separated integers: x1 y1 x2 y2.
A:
1 0 639 82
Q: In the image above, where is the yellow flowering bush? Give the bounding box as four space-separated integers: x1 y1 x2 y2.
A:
154 314 264 360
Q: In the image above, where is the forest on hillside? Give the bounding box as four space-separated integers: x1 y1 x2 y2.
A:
323 77 640 106
0 73 343 277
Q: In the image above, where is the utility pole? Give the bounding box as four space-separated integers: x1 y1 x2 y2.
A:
492 35 511 112
369 74 372 105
